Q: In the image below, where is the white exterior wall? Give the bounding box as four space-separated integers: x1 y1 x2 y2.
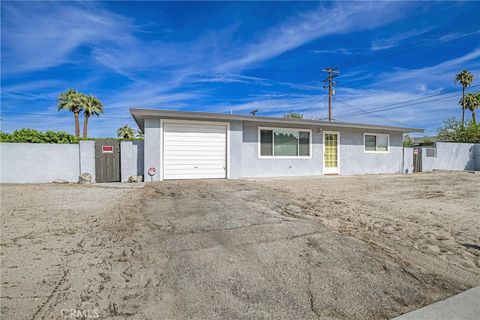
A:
120 140 144 182
422 142 476 172
1 143 80 183
79 141 96 182
142 117 408 180
143 117 161 181
403 147 414 174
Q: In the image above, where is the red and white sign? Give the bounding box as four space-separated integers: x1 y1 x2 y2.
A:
102 146 113 153
148 167 156 176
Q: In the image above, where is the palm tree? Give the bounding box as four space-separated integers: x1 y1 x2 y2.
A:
455 70 474 126
459 93 475 124
57 89 84 137
82 95 103 138
117 125 135 139
466 92 480 124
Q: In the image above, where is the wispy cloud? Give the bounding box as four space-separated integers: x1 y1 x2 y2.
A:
217 2 411 72
1 2 137 74
310 48 354 55
371 28 430 51
371 47 480 91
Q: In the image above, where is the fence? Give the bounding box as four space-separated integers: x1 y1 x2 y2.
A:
1 141 477 183
120 140 144 182
406 142 480 173
0 141 95 183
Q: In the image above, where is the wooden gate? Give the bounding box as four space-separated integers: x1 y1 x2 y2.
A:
413 147 422 173
95 139 120 182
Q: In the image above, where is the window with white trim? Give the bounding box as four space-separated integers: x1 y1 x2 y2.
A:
364 133 389 152
260 128 311 157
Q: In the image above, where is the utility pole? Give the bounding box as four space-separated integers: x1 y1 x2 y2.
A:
322 67 340 121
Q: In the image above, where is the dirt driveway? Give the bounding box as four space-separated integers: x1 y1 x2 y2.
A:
1 172 479 319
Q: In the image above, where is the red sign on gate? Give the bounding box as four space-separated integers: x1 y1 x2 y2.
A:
102 146 113 153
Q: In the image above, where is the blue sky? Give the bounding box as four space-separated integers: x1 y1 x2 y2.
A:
1 1 480 137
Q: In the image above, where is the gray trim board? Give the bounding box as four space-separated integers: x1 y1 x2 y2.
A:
130 108 423 133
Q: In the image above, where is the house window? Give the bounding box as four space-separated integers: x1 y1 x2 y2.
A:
364 133 389 152
259 128 311 157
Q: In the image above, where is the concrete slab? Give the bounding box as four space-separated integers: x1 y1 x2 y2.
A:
392 286 480 320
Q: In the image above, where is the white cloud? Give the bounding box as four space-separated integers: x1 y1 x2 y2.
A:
370 47 480 91
217 2 411 72
1 2 137 74
310 48 354 55
371 28 430 51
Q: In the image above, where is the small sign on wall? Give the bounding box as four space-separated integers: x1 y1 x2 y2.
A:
102 146 113 153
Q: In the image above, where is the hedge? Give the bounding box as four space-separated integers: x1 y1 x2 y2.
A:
0 129 79 144
0 129 144 144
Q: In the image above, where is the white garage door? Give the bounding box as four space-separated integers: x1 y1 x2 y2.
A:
163 121 227 180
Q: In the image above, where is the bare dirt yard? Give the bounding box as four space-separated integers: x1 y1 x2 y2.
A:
1 172 479 320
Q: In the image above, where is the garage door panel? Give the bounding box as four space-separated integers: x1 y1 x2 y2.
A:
164 145 225 151
164 173 225 180
164 125 225 134
163 138 226 144
163 159 226 165
163 122 227 180
164 151 226 157
164 164 226 170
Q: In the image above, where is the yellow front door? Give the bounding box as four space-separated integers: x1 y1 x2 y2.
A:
324 132 339 174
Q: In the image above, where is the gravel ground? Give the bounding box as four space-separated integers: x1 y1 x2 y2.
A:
1 172 479 319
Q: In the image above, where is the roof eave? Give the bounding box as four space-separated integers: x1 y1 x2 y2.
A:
129 108 423 133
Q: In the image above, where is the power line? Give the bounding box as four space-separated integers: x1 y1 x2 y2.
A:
252 19 480 117
336 20 480 69
335 98 411 127
0 111 132 120
335 85 480 118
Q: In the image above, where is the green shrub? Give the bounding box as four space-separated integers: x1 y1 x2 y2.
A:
283 111 303 119
403 134 414 147
437 118 480 143
0 129 79 144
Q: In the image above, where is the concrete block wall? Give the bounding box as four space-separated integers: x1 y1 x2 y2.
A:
120 140 144 182
475 144 480 170
0 142 95 183
403 147 414 174
422 142 476 172
143 117 161 181
79 141 96 182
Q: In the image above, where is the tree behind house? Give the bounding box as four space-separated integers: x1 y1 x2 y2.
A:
117 125 135 139
455 70 474 126
82 95 104 138
57 89 84 137
283 111 303 119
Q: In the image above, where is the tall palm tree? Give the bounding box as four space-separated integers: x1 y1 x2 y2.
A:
467 92 480 124
117 125 135 139
82 95 103 138
455 69 474 126
459 93 475 124
57 89 84 137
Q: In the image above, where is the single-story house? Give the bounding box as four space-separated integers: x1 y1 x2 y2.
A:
130 108 423 180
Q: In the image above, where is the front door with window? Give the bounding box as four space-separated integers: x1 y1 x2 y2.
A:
323 132 339 174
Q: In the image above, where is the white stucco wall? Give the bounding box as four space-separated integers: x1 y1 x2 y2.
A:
475 144 480 170
143 117 161 181
422 142 476 172
403 147 414 174
121 140 144 182
0 143 81 183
